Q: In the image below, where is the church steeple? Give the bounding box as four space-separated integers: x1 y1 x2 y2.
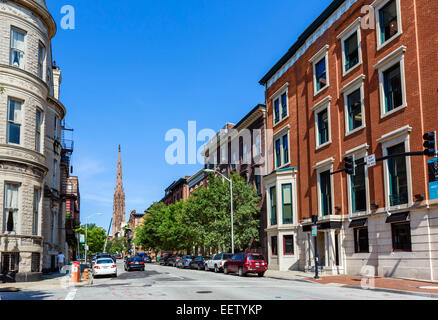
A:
113 145 126 237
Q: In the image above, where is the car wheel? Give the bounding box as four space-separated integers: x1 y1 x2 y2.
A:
258 272 265 277
224 266 229 274
205 265 209 271
238 267 246 277
214 265 219 273
142 267 145 271
113 273 117 278
198 265 202 271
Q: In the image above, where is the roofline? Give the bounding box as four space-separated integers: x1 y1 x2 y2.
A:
234 104 266 130
259 0 346 86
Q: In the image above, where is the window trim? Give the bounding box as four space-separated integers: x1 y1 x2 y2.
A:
353 227 370 253
310 45 330 96
271 235 278 256
273 130 290 170
270 83 289 127
379 127 413 210
37 42 46 79
7 97 23 146
313 98 332 149
391 221 412 252
342 75 366 136
337 18 363 77
314 159 335 217
373 0 403 51
3 182 21 234
281 183 293 225
345 151 370 215
10 26 27 70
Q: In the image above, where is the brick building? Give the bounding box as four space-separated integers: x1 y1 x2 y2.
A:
203 104 268 255
259 0 438 280
161 177 190 206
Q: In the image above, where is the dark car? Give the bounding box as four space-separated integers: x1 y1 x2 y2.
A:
124 256 145 271
189 256 210 270
176 255 195 269
167 254 183 267
138 253 152 263
159 254 171 266
223 253 267 277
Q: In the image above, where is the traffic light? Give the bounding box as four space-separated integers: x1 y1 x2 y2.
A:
344 155 356 176
423 132 437 157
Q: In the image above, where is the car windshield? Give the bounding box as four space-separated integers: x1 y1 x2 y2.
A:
248 255 264 261
97 259 114 264
130 257 143 262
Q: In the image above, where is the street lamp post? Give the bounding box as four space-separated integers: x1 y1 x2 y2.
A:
204 169 234 254
84 213 103 263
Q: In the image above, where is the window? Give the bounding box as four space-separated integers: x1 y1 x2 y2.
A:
346 88 363 132
283 235 294 255
282 184 293 224
4 183 19 233
35 109 42 152
53 159 57 189
351 158 366 213
33 189 41 235
38 43 45 79
50 211 56 243
54 116 59 141
271 236 278 256
232 152 237 170
354 227 369 253
31 253 40 273
387 143 408 206
272 88 288 125
319 170 332 216
317 108 329 146
242 144 248 164
344 31 359 72
391 222 411 251
221 145 226 164
274 131 289 168
270 187 277 225
254 133 261 157
255 175 261 195
1 253 20 273
383 63 402 113
10 28 25 68
315 57 327 93
377 0 400 47
7 98 22 145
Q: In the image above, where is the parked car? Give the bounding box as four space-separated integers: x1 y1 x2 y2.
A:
137 253 152 263
96 253 116 263
189 256 210 270
204 253 234 272
176 255 195 269
114 253 122 259
223 253 267 277
93 258 117 278
167 254 183 267
124 256 145 272
159 254 172 266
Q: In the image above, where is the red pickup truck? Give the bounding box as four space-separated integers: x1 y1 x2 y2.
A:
223 253 267 277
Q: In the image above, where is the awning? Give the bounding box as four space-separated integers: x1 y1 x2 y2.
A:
348 218 367 228
385 212 410 223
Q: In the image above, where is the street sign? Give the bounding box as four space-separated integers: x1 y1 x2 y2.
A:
84 245 89 250
80 234 85 243
312 225 318 237
366 154 376 168
428 158 438 199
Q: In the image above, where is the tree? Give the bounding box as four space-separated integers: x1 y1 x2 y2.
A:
106 236 127 254
74 224 107 254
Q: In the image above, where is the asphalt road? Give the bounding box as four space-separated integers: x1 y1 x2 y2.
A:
0 260 435 300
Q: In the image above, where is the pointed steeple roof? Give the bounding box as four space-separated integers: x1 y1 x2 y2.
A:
116 145 123 189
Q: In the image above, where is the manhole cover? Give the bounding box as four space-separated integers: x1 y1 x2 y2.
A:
196 291 212 294
419 286 438 290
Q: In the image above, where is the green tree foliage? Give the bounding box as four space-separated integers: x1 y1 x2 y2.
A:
74 224 107 254
106 236 128 254
135 173 260 253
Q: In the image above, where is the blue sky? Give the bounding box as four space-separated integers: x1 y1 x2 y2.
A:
46 0 333 229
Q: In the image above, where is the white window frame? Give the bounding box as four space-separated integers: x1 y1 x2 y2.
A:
377 125 413 211
3 182 21 234
10 27 26 70
337 18 362 77
270 82 289 127
7 98 23 146
344 145 370 216
341 75 366 136
35 108 43 152
372 0 403 51
309 45 330 96
253 131 261 157
273 128 290 170
37 42 46 79
220 143 227 164
32 188 41 235
374 46 407 119
312 96 332 149
314 158 335 218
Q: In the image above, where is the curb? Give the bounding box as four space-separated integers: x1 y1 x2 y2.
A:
264 275 438 299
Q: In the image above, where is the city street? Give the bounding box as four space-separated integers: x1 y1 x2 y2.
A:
0 261 436 300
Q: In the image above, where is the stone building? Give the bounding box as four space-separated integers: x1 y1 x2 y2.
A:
0 0 71 280
259 0 438 280
112 145 125 237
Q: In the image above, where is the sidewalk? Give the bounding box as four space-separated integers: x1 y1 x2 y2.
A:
0 273 89 292
264 270 438 298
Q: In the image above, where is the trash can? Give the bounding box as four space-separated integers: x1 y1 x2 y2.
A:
71 261 80 283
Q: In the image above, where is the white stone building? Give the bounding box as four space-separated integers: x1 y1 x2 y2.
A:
0 0 69 281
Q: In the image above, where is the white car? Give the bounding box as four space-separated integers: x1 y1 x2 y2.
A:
93 258 117 277
204 253 234 272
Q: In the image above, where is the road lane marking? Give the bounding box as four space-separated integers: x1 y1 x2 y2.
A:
65 288 77 300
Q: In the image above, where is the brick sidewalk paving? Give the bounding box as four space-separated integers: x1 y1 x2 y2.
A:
308 275 438 296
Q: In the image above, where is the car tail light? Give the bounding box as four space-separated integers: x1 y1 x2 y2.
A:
112 265 116 268
140 261 144 264
94 266 100 269
129 262 133 265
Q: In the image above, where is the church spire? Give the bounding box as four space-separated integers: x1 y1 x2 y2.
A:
113 145 125 237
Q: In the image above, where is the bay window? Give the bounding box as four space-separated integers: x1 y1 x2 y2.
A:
282 184 293 224
10 28 25 69
4 183 20 233
7 98 22 145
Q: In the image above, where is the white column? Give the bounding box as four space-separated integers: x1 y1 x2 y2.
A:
327 230 336 268
324 231 329 268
